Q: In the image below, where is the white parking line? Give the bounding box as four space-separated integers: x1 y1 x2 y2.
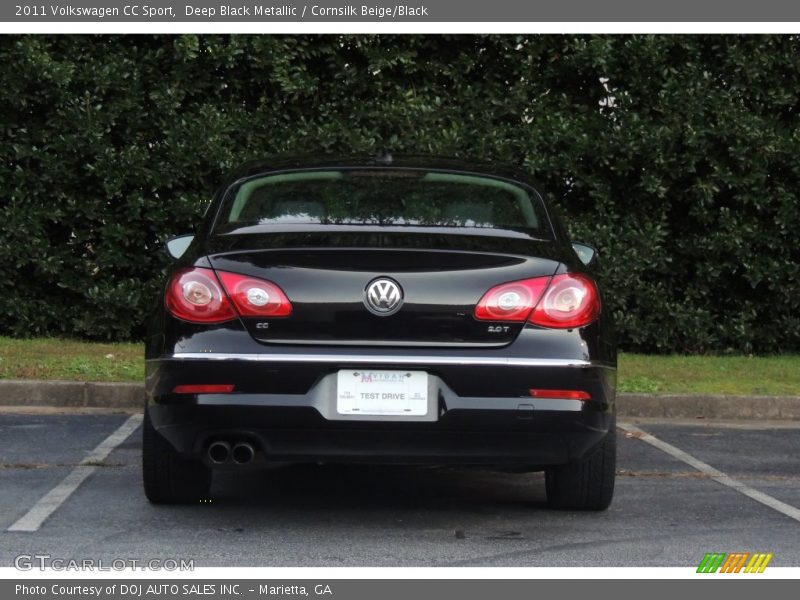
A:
619 422 800 524
7 414 142 532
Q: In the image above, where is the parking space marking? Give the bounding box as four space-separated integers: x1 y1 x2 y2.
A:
623 417 800 430
619 423 800 524
7 414 142 532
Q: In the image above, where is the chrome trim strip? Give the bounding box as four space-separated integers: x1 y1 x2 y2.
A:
195 393 585 413
149 352 607 368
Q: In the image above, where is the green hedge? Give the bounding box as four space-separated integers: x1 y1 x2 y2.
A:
2 35 798 352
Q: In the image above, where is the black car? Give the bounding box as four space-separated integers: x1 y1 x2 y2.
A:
143 155 617 510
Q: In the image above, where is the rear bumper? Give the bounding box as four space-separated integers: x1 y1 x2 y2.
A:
146 352 615 467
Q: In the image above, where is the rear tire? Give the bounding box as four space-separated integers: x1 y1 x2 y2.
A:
545 420 616 511
142 408 211 504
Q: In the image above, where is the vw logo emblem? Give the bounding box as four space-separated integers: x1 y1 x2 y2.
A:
364 278 404 316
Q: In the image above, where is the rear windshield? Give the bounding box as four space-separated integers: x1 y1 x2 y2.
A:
216 169 552 238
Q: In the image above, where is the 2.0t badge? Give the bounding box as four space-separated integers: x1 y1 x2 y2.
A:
364 278 404 316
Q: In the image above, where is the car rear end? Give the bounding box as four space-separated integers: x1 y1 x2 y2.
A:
143 160 617 509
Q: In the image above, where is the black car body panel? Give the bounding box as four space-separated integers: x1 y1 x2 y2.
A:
207 243 561 346
145 155 616 479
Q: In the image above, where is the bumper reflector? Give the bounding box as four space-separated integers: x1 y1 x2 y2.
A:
173 384 235 394
529 389 591 400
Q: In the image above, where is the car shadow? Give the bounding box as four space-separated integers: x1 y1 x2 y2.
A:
210 463 548 512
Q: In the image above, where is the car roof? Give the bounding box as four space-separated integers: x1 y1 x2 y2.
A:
224 154 546 192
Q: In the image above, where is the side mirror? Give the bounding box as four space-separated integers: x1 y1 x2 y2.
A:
165 234 194 260
572 242 597 267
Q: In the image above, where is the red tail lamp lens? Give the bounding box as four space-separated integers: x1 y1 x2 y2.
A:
165 268 236 324
216 271 292 317
474 276 551 321
529 389 591 400
173 384 235 394
474 273 600 329
528 273 600 329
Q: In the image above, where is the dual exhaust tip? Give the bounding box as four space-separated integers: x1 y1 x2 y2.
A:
207 440 256 465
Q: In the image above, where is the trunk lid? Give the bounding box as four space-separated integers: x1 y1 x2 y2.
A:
206 226 562 347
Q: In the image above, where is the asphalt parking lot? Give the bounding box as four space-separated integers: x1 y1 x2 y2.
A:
1 409 798 568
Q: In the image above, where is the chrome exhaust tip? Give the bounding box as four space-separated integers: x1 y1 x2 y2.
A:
207 440 231 464
231 442 255 465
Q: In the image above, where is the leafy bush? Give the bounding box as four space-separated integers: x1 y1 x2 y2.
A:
1 35 798 352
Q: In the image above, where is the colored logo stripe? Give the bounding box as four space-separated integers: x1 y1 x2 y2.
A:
744 553 773 573
697 553 726 573
720 553 749 573
697 553 773 573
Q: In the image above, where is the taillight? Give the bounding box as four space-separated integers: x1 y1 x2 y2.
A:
165 268 236 324
529 389 591 400
173 384 235 394
216 271 292 317
528 273 600 329
474 273 600 329
165 268 292 323
474 277 551 321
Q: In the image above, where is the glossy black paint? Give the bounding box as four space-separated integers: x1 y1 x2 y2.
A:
145 156 616 468
209 246 559 346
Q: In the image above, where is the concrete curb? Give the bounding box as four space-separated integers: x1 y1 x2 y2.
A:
0 380 798 420
617 393 800 421
0 380 144 410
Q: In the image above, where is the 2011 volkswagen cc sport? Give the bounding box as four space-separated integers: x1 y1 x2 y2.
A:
143 156 617 510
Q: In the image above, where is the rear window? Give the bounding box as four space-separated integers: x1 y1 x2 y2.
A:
217 169 552 238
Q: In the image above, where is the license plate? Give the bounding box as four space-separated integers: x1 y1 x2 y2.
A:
336 370 428 416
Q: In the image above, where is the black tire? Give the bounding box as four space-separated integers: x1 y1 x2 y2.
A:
142 408 211 504
545 421 616 511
